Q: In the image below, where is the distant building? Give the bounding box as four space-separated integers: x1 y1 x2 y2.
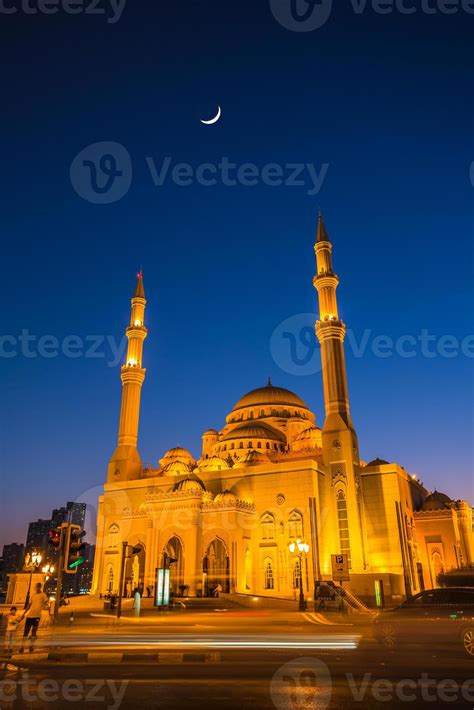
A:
0 543 25 593
25 519 52 560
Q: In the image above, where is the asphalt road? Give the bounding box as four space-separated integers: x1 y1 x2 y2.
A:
1 605 473 709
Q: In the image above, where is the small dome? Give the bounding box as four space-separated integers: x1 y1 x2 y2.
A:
231 382 310 413
214 490 237 503
292 425 322 453
159 446 196 468
222 422 286 443
367 457 390 467
234 450 271 468
160 460 194 476
422 491 453 511
198 455 231 471
203 429 219 437
173 476 205 493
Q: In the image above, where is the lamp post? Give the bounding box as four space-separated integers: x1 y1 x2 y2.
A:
24 551 43 609
42 563 55 582
289 539 309 611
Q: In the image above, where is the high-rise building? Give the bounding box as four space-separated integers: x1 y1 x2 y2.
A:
25 519 52 559
0 543 25 593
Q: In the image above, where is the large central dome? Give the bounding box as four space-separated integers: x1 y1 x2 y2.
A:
231 380 310 413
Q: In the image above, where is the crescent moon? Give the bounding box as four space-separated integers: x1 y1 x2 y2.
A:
200 105 221 125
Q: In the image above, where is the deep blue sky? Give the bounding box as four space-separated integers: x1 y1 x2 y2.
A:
0 0 472 548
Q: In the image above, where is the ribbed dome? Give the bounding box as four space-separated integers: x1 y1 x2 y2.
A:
173 476 205 493
160 460 194 476
198 455 231 471
159 446 196 468
295 425 320 441
292 425 322 452
231 382 309 413
367 457 390 467
222 422 286 443
214 490 238 503
234 450 271 468
422 491 453 511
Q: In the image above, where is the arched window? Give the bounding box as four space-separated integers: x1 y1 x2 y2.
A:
292 559 301 589
336 490 351 565
261 512 275 540
264 560 274 590
107 524 119 548
257 441 261 448
239 442 243 449
288 511 303 539
230 443 234 450
266 442 270 449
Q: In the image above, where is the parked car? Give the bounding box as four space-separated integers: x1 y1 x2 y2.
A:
373 587 474 658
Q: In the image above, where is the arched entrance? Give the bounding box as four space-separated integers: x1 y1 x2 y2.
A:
124 543 145 597
162 536 184 596
203 538 230 596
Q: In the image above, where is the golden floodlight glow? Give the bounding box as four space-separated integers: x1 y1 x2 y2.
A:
127 358 137 367
134 319 142 326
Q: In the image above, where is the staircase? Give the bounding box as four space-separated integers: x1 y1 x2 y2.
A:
334 585 372 614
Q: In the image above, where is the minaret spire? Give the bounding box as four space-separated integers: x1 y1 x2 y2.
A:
313 214 365 570
313 214 350 428
107 272 148 482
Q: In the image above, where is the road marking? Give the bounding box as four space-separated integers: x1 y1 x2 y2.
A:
302 612 334 626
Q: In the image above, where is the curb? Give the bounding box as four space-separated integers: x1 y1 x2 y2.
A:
3 651 222 665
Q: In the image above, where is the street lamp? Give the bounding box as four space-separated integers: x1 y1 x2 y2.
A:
289 539 309 611
42 563 55 581
24 551 43 609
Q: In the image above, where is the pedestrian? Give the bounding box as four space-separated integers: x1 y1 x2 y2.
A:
213 583 223 598
5 606 20 654
19 583 49 653
146 586 151 598
133 588 141 617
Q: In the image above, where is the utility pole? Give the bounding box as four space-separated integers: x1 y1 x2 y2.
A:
54 523 68 623
117 541 128 620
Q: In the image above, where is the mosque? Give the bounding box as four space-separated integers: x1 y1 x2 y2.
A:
91 214 473 606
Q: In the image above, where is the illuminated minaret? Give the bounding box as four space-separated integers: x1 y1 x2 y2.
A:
107 272 148 482
313 213 365 570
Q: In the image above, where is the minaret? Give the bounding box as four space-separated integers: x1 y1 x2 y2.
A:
107 272 148 482
313 213 365 570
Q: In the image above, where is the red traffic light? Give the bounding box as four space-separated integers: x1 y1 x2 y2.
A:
48 528 61 547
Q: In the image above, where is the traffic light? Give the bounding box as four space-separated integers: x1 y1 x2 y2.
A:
64 524 86 574
48 527 61 549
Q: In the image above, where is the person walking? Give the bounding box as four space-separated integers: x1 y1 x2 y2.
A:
133 588 141 617
19 583 49 653
5 606 20 654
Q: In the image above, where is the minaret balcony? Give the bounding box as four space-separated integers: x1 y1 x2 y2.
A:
313 273 339 289
126 325 148 339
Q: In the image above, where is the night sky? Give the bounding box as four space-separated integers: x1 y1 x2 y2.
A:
0 0 472 548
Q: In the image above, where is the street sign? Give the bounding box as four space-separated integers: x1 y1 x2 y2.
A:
331 554 350 582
